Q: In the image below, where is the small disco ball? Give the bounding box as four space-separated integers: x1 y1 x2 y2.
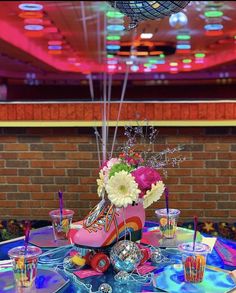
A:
98 283 113 293
107 1 190 29
169 11 188 28
110 240 142 272
114 271 130 283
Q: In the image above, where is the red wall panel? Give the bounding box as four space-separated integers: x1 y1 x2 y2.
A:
0 102 235 123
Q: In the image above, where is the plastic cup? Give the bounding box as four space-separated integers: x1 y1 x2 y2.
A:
178 242 210 283
155 208 180 239
8 246 42 288
49 209 74 241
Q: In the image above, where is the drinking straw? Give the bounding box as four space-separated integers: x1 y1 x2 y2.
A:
193 215 198 251
24 221 31 254
58 190 63 222
164 187 169 215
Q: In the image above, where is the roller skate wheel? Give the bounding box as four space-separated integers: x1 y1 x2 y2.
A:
90 252 110 273
84 251 94 265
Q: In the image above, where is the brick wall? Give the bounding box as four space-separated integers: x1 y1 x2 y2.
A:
0 126 235 223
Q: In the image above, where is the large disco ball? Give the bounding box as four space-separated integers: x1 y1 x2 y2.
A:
110 240 142 272
107 1 190 29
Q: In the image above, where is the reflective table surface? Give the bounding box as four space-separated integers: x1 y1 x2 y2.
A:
0 222 235 293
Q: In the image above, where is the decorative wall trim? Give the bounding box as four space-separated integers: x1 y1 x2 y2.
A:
0 103 235 126
0 120 235 127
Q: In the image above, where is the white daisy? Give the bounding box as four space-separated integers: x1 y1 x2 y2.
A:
143 181 165 209
106 170 140 208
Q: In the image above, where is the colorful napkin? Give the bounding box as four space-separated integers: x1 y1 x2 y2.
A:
74 269 103 279
215 239 236 267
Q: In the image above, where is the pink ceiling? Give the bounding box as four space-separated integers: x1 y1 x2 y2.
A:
1 1 236 77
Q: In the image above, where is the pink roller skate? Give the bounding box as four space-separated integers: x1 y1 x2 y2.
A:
69 200 145 248
69 151 165 249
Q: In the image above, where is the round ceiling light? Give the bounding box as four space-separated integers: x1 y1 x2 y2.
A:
18 3 43 11
155 59 165 64
107 24 125 31
170 67 178 73
183 64 191 70
176 43 191 50
48 50 62 55
108 65 117 70
140 33 153 39
204 10 223 18
24 18 43 25
195 53 205 58
204 23 223 31
48 45 62 50
106 35 121 41
48 40 63 46
106 11 124 18
106 44 121 50
107 1 190 29
107 18 124 24
19 11 43 19
130 65 139 72
182 58 192 63
24 24 44 31
107 60 118 65
176 34 190 40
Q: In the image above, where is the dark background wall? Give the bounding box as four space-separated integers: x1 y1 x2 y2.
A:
0 127 235 223
5 83 236 101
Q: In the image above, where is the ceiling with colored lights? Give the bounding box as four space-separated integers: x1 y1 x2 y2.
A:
0 1 236 82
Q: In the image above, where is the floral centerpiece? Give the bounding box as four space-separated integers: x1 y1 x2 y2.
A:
69 125 184 249
97 152 165 209
97 125 184 209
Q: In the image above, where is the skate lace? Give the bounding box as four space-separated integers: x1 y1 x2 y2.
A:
83 202 119 233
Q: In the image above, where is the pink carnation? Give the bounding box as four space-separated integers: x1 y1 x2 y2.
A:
100 160 108 170
132 167 162 198
100 158 120 170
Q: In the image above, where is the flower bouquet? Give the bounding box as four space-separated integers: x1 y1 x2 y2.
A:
97 125 183 209
97 151 165 209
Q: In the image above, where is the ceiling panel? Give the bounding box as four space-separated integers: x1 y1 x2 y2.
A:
0 1 236 79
